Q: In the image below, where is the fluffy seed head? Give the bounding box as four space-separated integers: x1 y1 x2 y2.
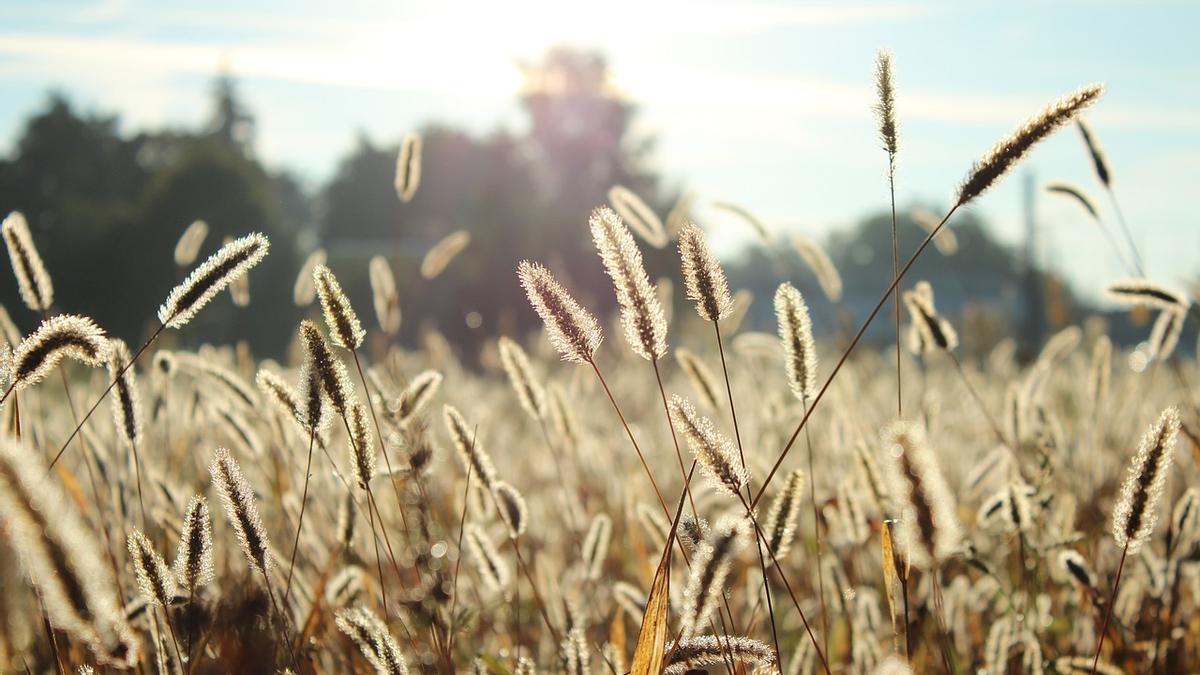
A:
173 495 214 594
464 524 509 594
763 469 805 558
880 421 961 568
1113 407 1179 553
679 516 749 637
443 404 496 489
1057 549 1095 588
498 336 548 420
127 529 177 608
1148 309 1185 362
1077 117 1112 187
335 605 409 675
669 395 747 499
395 132 422 203
678 222 733 322
791 235 843 302
421 230 470 280
209 447 272 579
389 370 442 424
492 481 528 539
517 260 602 364
957 84 1104 206
710 201 774 244
1045 181 1100 219
293 248 326 306
106 338 141 448
775 282 818 403
903 281 958 353
607 185 668 248
369 256 401 334
10 314 108 392
158 232 269 329
590 206 668 361
874 48 898 160
347 401 375 489
675 347 721 410
299 319 352 419
173 219 209 266
581 513 612 580
2 211 54 311
1104 279 1187 312
314 264 365 349
664 635 778 675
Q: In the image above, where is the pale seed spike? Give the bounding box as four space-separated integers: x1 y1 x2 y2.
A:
517 260 603 364
880 421 961 569
492 481 528 539
1045 181 1101 219
395 132 422 203
158 232 270 329
1148 309 1185 362
678 222 734 322
581 513 612 580
669 394 747 499
1104 278 1188 312
664 635 778 675
298 319 352 418
874 49 898 161
679 517 749 638
791 235 843 302
106 338 141 448
173 219 209 266
498 336 548 421
443 404 497 489
2 211 54 311
607 184 668 248
902 282 958 353
347 401 375 490
590 206 668 361
293 249 326 306
313 264 365 350
209 447 272 579
774 282 817 404
762 469 805 559
1077 117 1112 187
957 84 1104 206
127 529 178 608
173 495 214 594
464 524 509 594
1113 407 1180 553
421 230 470 280
10 314 109 392
389 370 442 424
369 256 401 335
674 347 721 410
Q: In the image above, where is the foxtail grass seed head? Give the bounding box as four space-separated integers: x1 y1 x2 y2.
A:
607 184 668 248
158 232 269 329
911 207 959 255
791 234 843 302
1057 549 1095 588
957 84 1103 206
395 132 422 204
348 401 375 489
775 282 817 403
874 48 898 161
1113 407 1180 553
1077 117 1112 187
464 524 509 594
173 219 209 267
127 529 178 608
678 222 734 322
669 394 748 498
493 481 528 539
590 206 668 361
369 255 401 335
299 319 352 419
314 264 365 349
763 469 805 558
10 314 108 392
710 201 774 244
903 281 957 353
675 347 721 410
0 438 135 666
174 495 215 594
209 447 272 579
2 211 53 312
880 421 961 568
1045 180 1100 219
517 260 603 364
335 605 410 675
665 635 778 675
443 404 497 489
390 370 442 423
498 336 548 420
680 516 749 638
1148 309 1185 361
294 248 326 306
420 230 470 280
106 338 141 448
581 513 612 580
1104 278 1188 312
256 368 309 432
223 236 251 307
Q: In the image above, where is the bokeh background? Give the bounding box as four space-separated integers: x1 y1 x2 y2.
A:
1 0 1196 360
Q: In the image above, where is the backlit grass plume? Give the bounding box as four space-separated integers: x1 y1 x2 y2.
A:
675 347 721 410
127 529 178 608
395 132 422 204
369 256 401 335
444 404 497 489
348 401 375 489
2 211 53 312
314 264 366 349
678 222 733 322
335 605 410 674
174 495 215 595
679 516 749 638
791 235 843 302
106 338 141 448
665 635 779 675
8 314 108 394
493 480 528 539
669 394 747 498
209 447 272 579
1112 407 1180 553
158 232 269 329
774 282 817 403
294 248 326 306
498 336 548 421
607 184 668 248
420 230 470 280
903 281 957 354
762 469 805 558
517 260 603 364
873 49 898 164
173 219 209 267
0 438 136 667
956 84 1103 206
299 319 352 419
880 421 961 568
590 206 667 361
1104 279 1187 312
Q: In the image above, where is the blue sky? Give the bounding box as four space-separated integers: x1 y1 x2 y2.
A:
1 0 1197 302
